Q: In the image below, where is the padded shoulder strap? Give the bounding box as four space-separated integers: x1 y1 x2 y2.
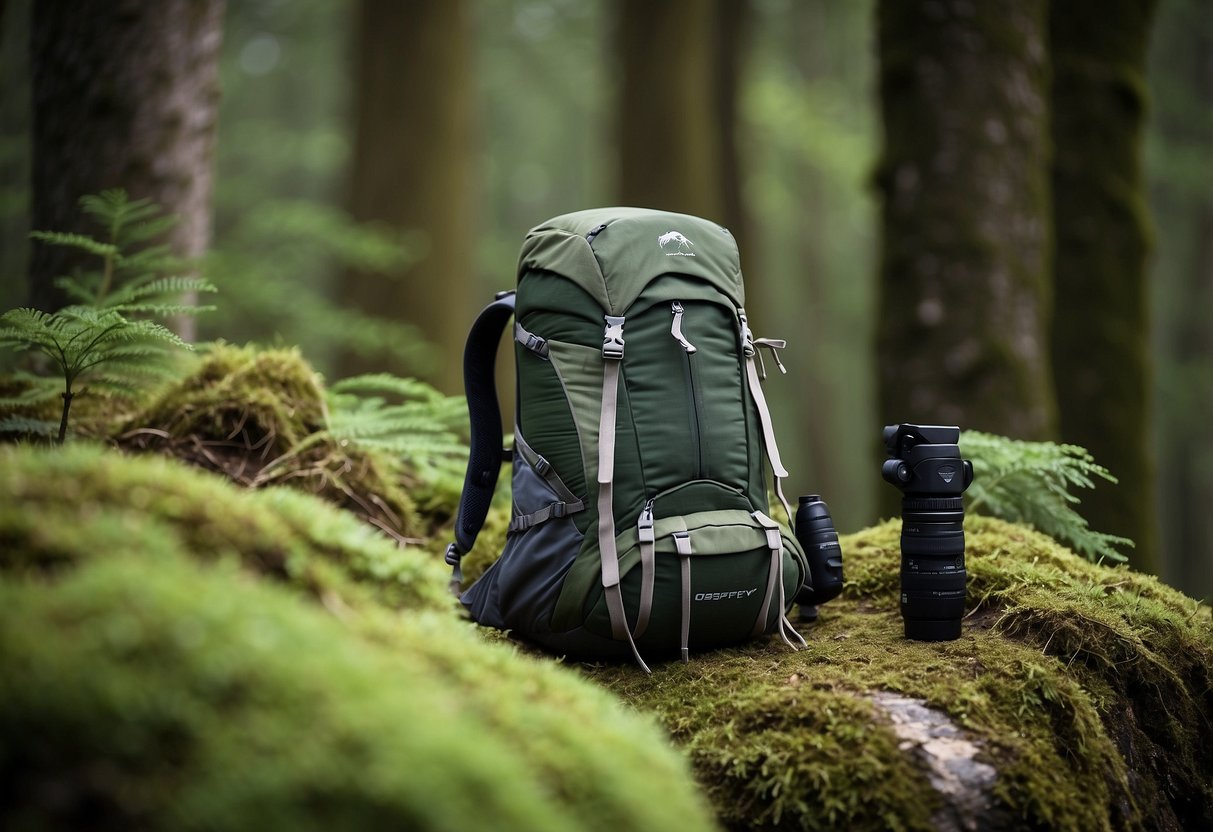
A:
450 292 515 561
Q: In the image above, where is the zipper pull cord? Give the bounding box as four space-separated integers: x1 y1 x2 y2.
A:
671 302 698 353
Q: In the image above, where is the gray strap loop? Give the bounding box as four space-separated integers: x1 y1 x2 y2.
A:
675 532 693 663
635 502 656 639
514 322 549 358
507 499 586 533
750 511 781 637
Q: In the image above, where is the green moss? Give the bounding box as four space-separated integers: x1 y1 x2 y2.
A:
582 516 1212 831
0 445 719 832
118 343 422 539
0 444 451 615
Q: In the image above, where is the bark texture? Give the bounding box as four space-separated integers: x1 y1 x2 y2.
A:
30 0 225 340
338 0 474 393
1049 0 1159 572
875 0 1055 439
617 0 747 236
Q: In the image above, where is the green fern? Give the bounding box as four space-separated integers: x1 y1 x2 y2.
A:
2 190 215 442
961 431 1132 563
326 373 469 492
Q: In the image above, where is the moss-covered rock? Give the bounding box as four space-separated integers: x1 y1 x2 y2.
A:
583 517 1213 831
0 445 719 832
117 343 424 540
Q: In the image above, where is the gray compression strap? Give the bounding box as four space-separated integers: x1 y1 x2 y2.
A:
597 315 649 673
740 309 794 527
635 502 656 639
751 511 782 637
507 499 586 533
675 531 693 663
514 321 549 358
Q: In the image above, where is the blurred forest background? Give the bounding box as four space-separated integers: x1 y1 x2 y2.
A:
0 0 1209 600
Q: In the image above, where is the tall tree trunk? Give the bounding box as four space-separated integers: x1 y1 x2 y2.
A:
1144 0 1210 598
875 0 1055 440
338 0 474 394
1049 0 1159 573
30 0 225 341
617 0 747 232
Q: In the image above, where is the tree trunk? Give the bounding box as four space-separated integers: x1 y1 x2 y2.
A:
875 0 1055 440
617 0 747 231
1144 0 1212 597
30 0 225 341
1049 0 1159 573
337 0 475 394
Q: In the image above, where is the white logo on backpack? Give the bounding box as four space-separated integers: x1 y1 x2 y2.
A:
658 231 696 256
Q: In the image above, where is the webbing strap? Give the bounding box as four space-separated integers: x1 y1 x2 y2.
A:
598 358 623 595
514 321 549 358
751 512 782 637
635 502 656 639
449 293 516 570
741 310 794 527
752 507 807 650
675 532 693 663
606 584 651 674
596 316 646 670
507 499 586 533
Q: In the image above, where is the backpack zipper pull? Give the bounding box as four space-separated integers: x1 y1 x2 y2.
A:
670 302 697 353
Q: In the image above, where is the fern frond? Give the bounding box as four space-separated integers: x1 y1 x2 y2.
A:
121 214 178 245
961 431 1132 563
29 230 119 259
0 381 62 406
330 373 446 403
0 416 59 437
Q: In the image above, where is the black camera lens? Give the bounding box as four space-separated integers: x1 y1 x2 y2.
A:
899 496 966 640
881 424 975 642
794 494 844 614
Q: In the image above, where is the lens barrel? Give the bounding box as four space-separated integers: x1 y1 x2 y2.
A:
881 424 974 642
899 495 966 640
794 494 844 608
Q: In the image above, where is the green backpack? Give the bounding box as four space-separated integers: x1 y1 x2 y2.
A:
447 207 807 671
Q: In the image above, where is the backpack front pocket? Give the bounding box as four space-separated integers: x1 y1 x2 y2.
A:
581 508 806 654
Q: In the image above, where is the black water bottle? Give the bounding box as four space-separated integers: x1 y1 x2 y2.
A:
794 494 844 620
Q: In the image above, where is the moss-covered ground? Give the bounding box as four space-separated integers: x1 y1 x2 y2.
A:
0 445 719 832
3 345 1210 831
581 517 1213 831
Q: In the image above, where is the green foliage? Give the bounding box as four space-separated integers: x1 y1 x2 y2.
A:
0 444 718 832
205 199 432 376
1 190 215 442
961 431 1133 563
327 373 469 496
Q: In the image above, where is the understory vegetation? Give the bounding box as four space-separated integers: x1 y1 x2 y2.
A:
1 342 1210 830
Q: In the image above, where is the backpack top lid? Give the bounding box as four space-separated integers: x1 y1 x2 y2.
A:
518 207 745 315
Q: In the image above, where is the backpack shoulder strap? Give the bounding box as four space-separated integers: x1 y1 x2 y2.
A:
446 291 515 591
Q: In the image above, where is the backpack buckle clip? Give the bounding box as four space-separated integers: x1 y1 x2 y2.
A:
602 316 626 360
738 309 756 357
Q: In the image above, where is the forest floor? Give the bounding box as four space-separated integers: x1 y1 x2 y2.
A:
2 344 1210 831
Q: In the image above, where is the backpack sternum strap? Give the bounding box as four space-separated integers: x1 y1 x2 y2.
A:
596 314 650 673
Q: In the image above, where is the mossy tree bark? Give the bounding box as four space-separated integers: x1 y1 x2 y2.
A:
29 0 225 340
617 0 747 241
337 0 475 394
875 1 1056 440
1049 0 1159 573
